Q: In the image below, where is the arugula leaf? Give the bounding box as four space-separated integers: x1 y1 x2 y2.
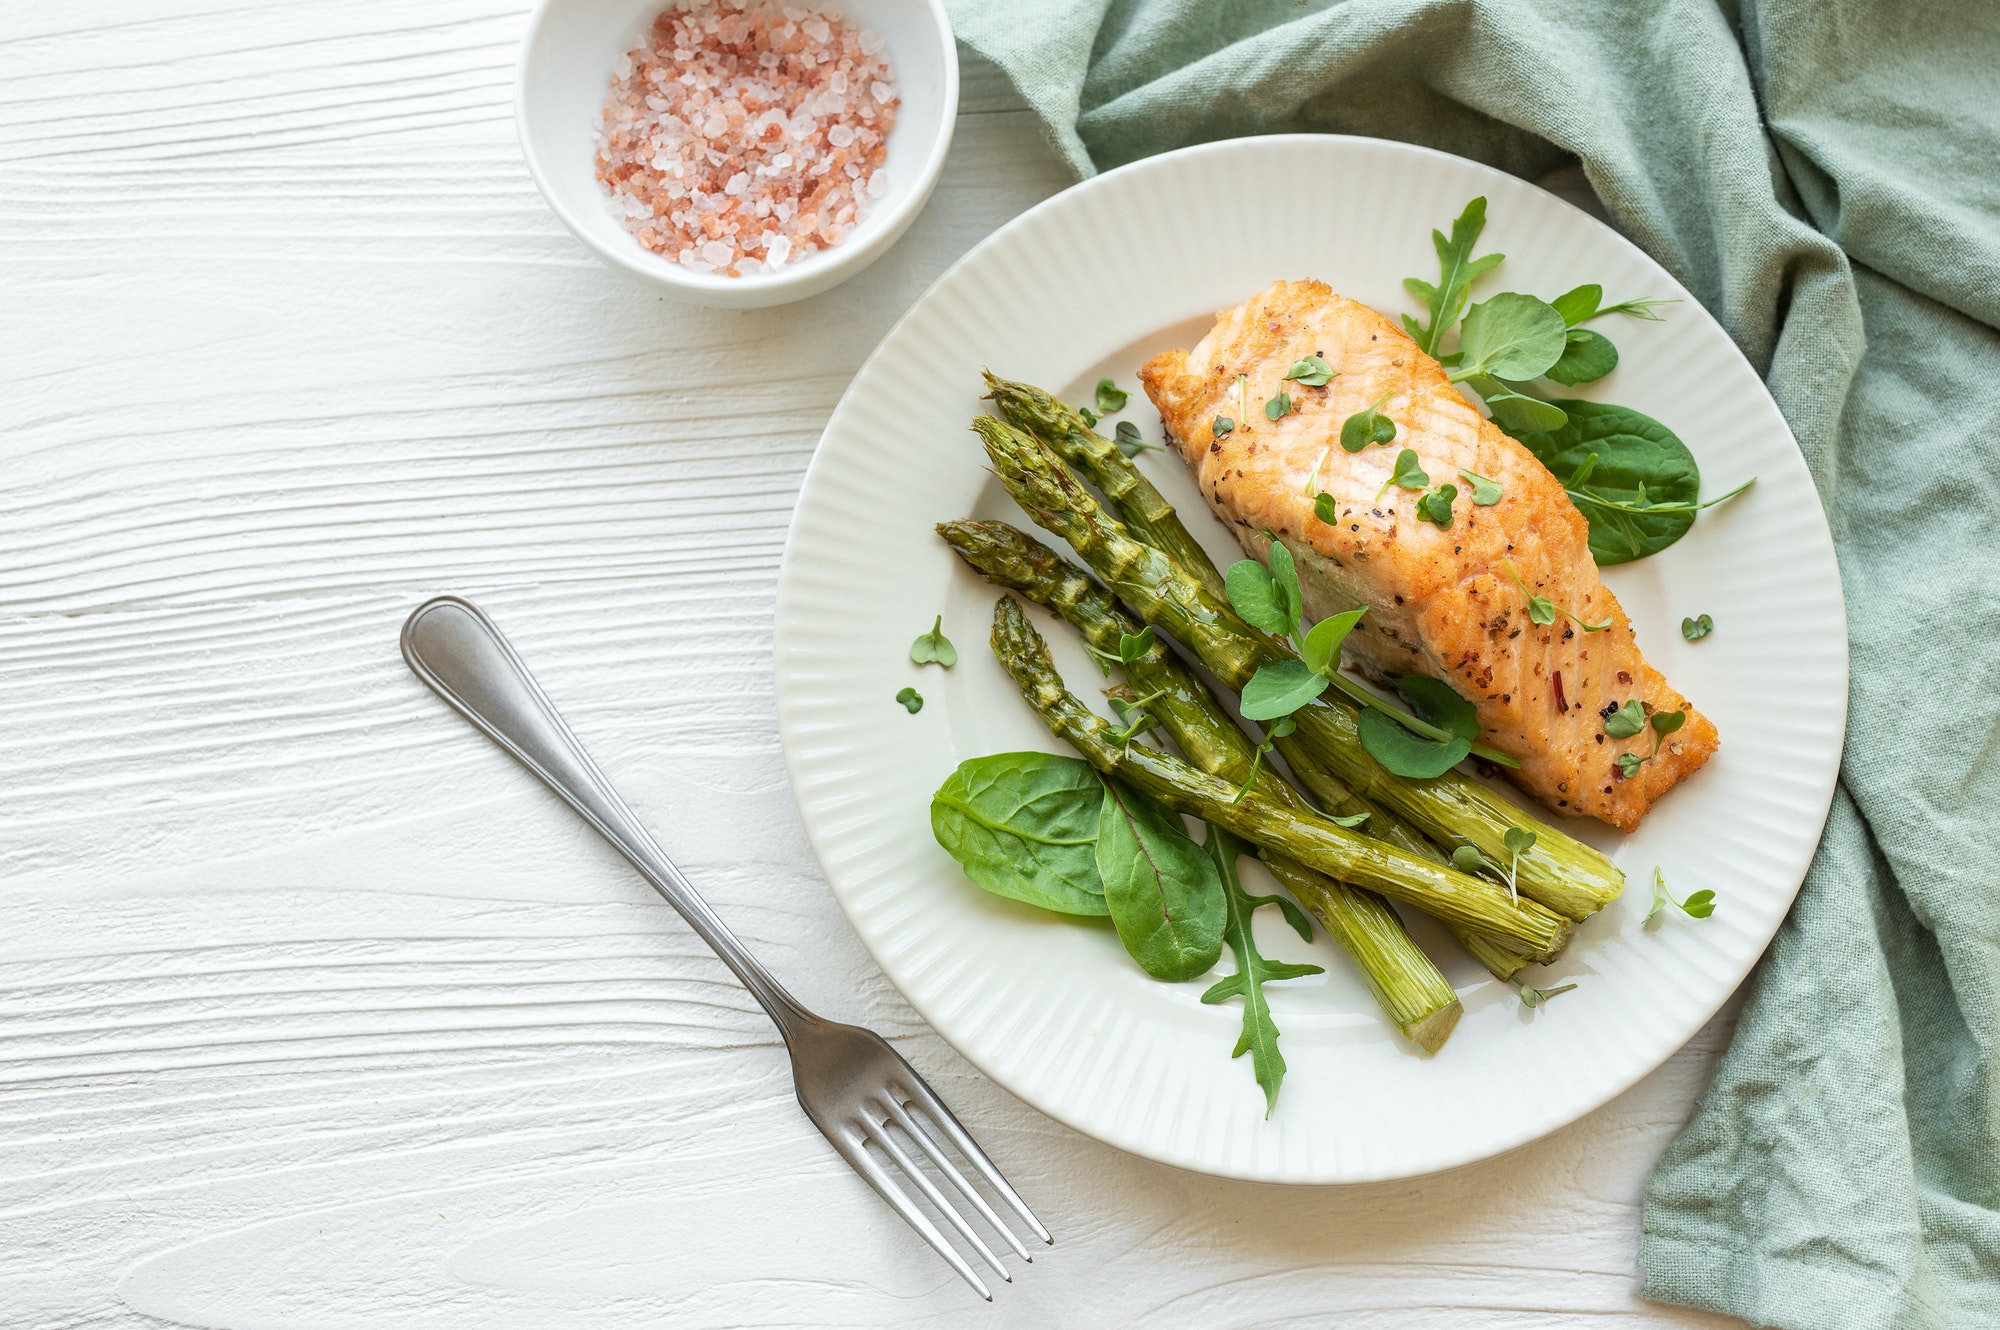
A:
1545 328 1619 385
1200 825 1324 1115
896 686 923 713
1549 283 1603 326
1265 391 1295 421
909 614 957 667
1114 419 1160 455
1096 779 1226 981
1299 608 1367 675
1452 293 1569 382
1095 377 1128 413
1213 416 1235 438
1647 865 1716 922
1377 448 1428 499
1402 197 1505 355
931 753 1106 914
1508 400 1754 564
1682 613 1714 641
1240 659 1331 720
1283 354 1336 387
1604 699 1646 738
1415 483 1458 528
1357 674 1477 778
1340 393 1398 453
1459 468 1502 505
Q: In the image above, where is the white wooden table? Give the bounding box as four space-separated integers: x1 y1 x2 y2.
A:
0 6 1751 1325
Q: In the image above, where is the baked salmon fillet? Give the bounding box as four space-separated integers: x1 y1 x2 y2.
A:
1138 279 1716 831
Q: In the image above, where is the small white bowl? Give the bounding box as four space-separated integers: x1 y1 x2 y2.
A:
517 0 958 309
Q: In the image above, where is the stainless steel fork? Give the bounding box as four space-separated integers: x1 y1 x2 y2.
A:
400 595 1049 1298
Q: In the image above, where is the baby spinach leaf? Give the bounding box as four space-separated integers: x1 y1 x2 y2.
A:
1682 613 1714 641
1508 400 1751 565
1544 327 1619 385
930 753 1107 915
908 615 957 667
1403 196 1505 355
1459 468 1503 505
1299 608 1367 676
1340 393 1398 452
1603 699 1646 738
1549 283 1602 326
1377 448 1428 499
1200 825 1325 1115
1357 674 1478 778
1453 293 1568 382
1283 354 1336 386
1240 659 1331 720
1095 377 1128 413
896 687 924 713
1096 780 1226 982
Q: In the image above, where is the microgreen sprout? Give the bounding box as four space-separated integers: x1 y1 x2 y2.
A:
1517 980 1578 1008
1095 377 1128 414
895 686 923 714
1232 715 1296 803
1646 866 1715 922
1376 448 1429 500
1415 483 1458 528
1283 354 1336 387
1682 613 1714 641
909 615 957 667
1265 391 1295 421
1459 468 1503 505
1502 558 1610 632
1339 393 1397 453
1213 415 1236 438
1603 699 1647 738
1616 709 1686 778
1114 419 1161 455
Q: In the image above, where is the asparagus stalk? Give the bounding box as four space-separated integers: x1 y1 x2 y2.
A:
942 517 1538 982
939 519 1464 1051
984 374 1232 604
973 414 1623 923
990 595 1574 961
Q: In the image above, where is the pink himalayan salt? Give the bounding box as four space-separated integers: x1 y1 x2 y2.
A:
594 0 898 277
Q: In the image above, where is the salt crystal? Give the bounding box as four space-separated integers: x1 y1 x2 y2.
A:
828 124 854 148
766 234 792 266
701 239 734 266
725 171 750 195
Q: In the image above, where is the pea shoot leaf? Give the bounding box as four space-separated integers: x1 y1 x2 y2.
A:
1454 293 1569 382
909 614 957 667
1549 283 1603 326
1200 826 1324 1115
1403 197 1505 356
1647 866 1717 922
1544 328 1620 385
1240 659 1331 720
1299 607 1366 675
1358 674 1478 778
1095 377 1128 413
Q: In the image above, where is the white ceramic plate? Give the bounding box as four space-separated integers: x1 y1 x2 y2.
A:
773 136 1846 1184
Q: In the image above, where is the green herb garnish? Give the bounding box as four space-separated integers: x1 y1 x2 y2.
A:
1265 391 1295 421
1339 392 1397 452
1459 468 1503 505
1682 613 1714 641
1094 377 1128 414
1617 709 1686 778
1213 415 1235 438
1096 779 1226 981
909 615 957 667
896 686 924 713
1403 196 1505 356
1502 557 1609 632
1377 448 1429 499
929 753 1106 915
1114 419 1160 455
1200 825 1325 1114
1283 354 1336 387
1517 980 1578 1008
1415 483 1458 528
1646 865 1715 922
1603 699 1646 738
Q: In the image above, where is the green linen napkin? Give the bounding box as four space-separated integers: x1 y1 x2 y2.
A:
942 2 2000 1326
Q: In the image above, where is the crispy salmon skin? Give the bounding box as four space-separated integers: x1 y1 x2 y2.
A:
1139 279 1716 831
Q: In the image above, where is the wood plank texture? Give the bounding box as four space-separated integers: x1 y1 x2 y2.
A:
0 4 1747 1326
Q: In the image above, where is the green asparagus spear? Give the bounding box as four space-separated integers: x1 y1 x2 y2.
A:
939 518 1465 1050
989 596 1574 960
940 517 1538 982
984 373 1232 604
972 414 1622 923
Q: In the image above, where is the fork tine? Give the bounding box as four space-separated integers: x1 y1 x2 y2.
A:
896 1074 1052 1245
863 1114 1011 1283
882 1095 1031 1263
831 1127 992 1300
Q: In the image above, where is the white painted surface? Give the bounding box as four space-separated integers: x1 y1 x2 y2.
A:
0 4 1749 1325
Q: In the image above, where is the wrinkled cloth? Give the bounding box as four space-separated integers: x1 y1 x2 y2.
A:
941 1 2000 1325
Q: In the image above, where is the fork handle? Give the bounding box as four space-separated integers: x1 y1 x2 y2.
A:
401 595 816 1039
